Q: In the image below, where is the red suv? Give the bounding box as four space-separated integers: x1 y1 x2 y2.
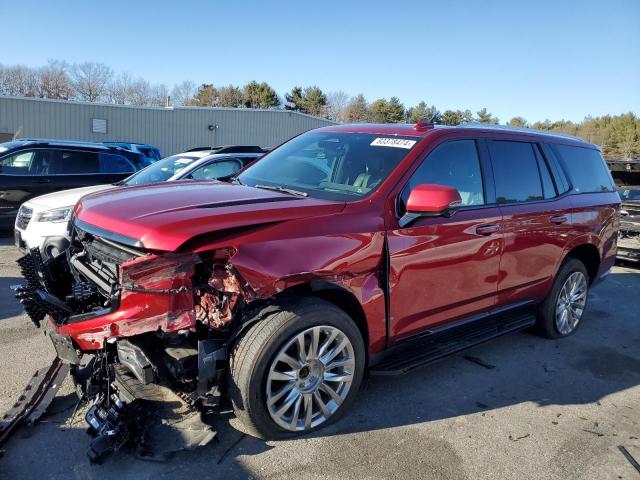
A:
15 121 619 458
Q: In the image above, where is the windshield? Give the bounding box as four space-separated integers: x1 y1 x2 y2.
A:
237 132 419 201
123 154 199 185
618 187 640 201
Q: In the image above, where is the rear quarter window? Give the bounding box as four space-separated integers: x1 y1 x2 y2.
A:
99 153 136 174
553 144 614 193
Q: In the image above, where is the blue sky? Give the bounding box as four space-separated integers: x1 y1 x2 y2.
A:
2 0 638 123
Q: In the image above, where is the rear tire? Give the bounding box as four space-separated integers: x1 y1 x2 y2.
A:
228 296 365 439
537 257 590 339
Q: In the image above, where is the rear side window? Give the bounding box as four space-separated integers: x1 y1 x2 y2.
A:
53 150 100 174
99 153 136 173
488 141 544 203
401 139 485 209
553 144 614 193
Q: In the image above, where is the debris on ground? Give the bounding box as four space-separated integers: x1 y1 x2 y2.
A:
618 446 640 474
0 358 69 447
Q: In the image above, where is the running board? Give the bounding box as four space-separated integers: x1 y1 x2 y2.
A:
369 310 536 376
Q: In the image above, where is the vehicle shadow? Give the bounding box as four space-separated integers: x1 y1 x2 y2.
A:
313 270 640 437
119 270 640 475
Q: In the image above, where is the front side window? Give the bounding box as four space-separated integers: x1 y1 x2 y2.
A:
0 149 52 175
553 144 614 193
489 141 544 203
189 159 242 180
123 154 200 185
53 150 100 174
400 139 485 211
0 150 35 174
237 132 420 201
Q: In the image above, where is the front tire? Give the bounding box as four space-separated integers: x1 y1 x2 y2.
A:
537 257 590 339
228 297 365 439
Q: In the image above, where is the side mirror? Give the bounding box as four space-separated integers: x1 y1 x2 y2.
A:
399 183 462 227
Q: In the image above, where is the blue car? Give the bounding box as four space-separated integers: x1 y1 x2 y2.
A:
103 142 161 166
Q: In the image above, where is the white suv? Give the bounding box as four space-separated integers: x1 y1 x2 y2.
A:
15 149 264 258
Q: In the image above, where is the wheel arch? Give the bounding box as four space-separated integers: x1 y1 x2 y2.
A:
563 242 601 284
282 282 370 361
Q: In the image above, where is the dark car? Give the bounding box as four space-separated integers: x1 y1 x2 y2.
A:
0 139 145 225
14 121 619 460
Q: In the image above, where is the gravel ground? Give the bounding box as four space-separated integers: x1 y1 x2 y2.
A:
0 234 638 480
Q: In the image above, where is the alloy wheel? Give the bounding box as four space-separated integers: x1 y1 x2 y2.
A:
555 271 588 335
266 325 355 432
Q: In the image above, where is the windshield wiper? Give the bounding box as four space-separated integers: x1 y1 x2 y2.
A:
254 184 308 197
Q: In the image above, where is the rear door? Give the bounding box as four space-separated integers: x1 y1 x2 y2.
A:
49 149 103 190
486 139 573 306
0 148 55 219
387 138 503 341
50 149 132 189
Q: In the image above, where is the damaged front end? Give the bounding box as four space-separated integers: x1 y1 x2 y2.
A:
11 222 256 462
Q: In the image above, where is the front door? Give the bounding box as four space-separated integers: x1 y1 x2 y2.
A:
387 139 503 341
0 148 55 219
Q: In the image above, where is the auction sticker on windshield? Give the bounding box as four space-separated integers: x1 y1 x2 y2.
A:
370 138 417 149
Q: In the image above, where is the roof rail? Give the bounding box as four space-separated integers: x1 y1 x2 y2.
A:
185 145 267 154
457 122 590 143
18 138 112 149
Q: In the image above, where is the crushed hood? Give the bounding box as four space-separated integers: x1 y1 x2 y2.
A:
74 180 345 251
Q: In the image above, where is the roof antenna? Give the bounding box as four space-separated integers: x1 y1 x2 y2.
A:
414 117 435 131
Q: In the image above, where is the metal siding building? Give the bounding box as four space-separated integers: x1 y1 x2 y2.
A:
0 96 336 155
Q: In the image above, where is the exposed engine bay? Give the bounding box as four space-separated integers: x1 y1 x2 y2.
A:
11 222 257 463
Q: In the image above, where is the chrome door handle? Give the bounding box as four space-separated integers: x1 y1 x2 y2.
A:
476 224 500 235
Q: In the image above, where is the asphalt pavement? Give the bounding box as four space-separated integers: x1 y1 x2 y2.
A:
0 233 638 480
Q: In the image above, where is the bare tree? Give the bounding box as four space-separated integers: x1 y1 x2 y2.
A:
0 64 5 95
148 83 169 107
128 79 153 106
38 60 74 99
171 80 196 106
71 61 113 102
1 65 40 97
107 71 136 104
326 91 349 122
